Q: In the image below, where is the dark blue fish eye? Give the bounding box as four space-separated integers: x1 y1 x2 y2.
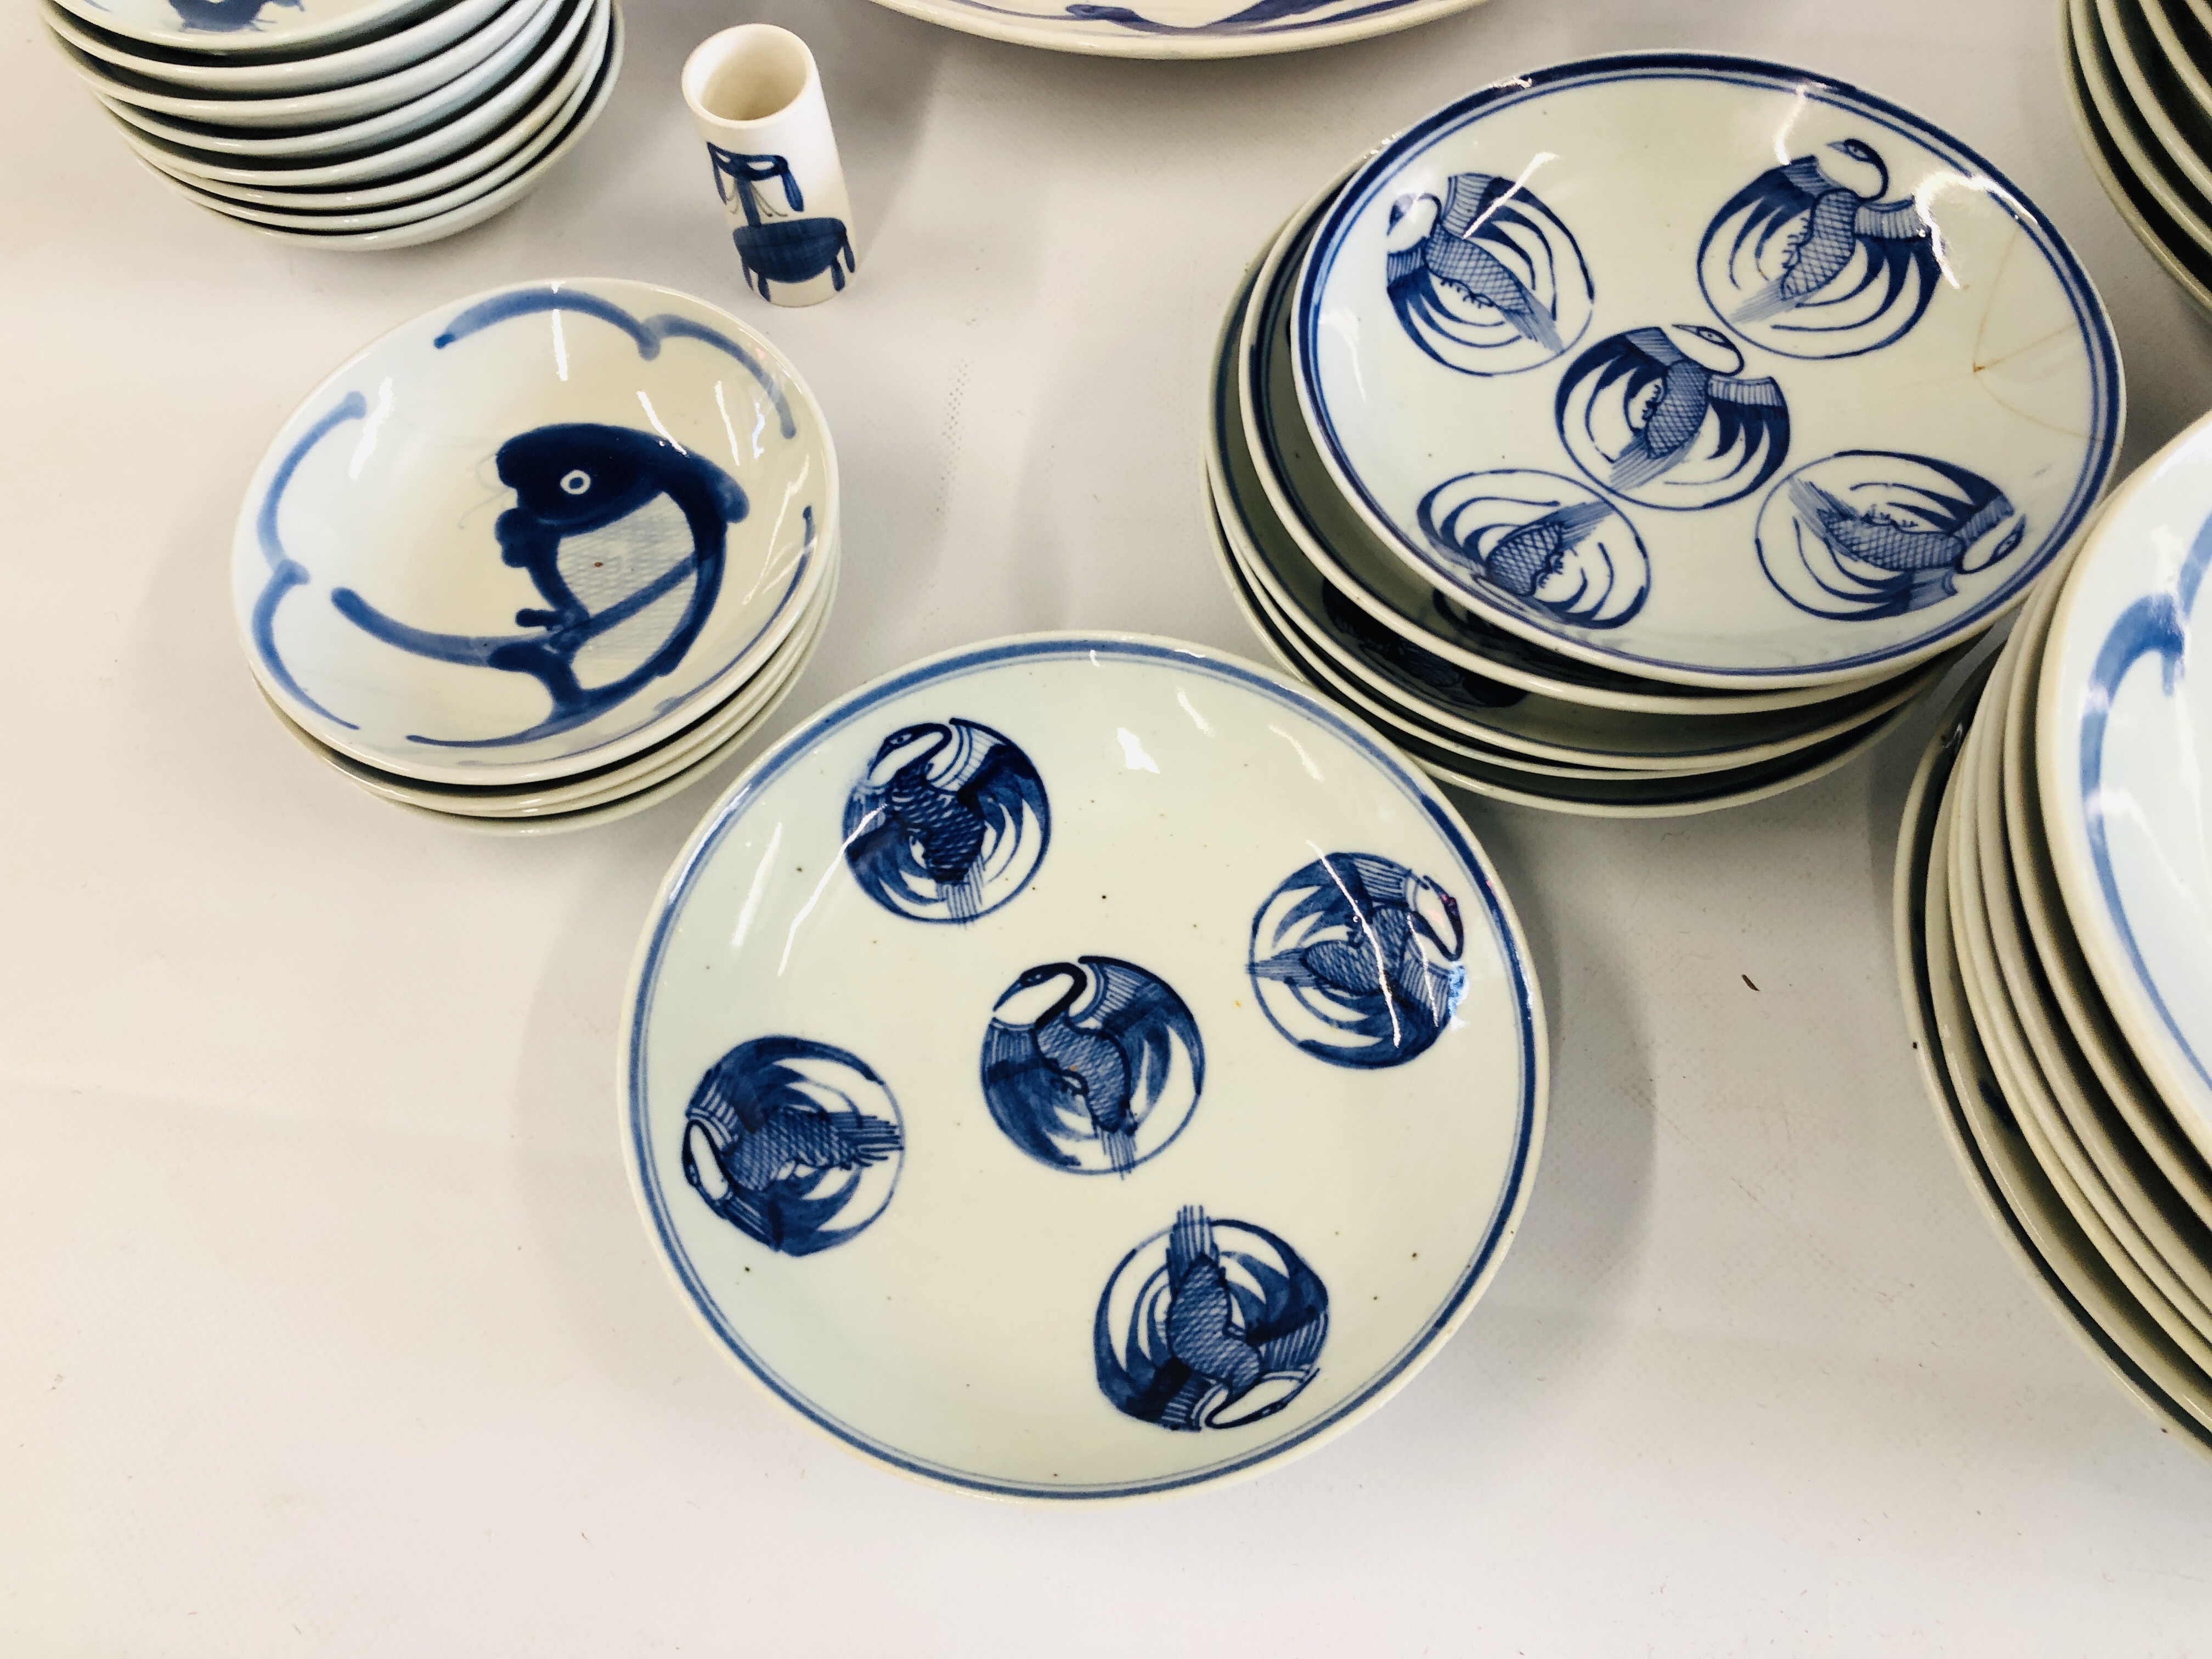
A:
560 470 591 495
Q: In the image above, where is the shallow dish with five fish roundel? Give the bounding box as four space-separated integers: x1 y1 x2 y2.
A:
1293 53 2123 688
622 635 1545 1499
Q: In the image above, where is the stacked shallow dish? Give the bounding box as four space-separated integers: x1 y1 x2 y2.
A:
1899 411 2212 1456
231 278 838 834
45 0 620 250
1206 54 2122 817
2063 0 2212 313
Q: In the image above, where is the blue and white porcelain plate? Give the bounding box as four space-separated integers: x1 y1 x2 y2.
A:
1294 54 2122 689
53 0 440 53
859 0 1487 59
623 635 1545 1498
2040 419 2212 1162
230 278 831 786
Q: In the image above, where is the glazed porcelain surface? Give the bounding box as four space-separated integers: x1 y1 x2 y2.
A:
40 0 507 94
95 0 585 167
280 558 834 830
1293 53 2122 687
93 0 577 155
1212 505 1911 819
1893 669 2212 1455
1968 604 2212 1333
74 0 560 128
1997 524 2212 1226
52 0 442 53
1209 257 1948 771
2095 0 2212 216
2040 420 2212 1160
193 1 616 248
147 6 600 231
2072 0 2212 263
1245 178 1886 718
622 635 1545 1498
1949 657 2212 1361
230 267 823 784
136 2 595 210
2062 2 2212 347
298 549 837 817
682 26 856 308
856 0 1487 61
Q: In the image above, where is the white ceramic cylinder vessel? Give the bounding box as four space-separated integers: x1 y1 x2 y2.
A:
681 26 856 308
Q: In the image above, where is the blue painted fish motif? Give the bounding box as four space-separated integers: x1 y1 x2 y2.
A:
331 422 748 746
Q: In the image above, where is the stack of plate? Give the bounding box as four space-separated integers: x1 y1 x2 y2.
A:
1205 54 2122 817
230 278 838 834
44 0 619 250
2063 0 2212 313
1899 411 2212 1455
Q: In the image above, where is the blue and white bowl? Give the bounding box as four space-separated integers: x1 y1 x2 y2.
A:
623 634 1546 1498
1291 54 2123 690
232 275 832 787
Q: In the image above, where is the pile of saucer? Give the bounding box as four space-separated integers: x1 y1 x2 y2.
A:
43 0 620 250
1899 411 2212 1455
1205 54 2122 817
621 632 1544 1498
2064 0 2212 314
230 277 838 834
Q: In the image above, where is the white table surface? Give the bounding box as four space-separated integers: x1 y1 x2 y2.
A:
9 0 2212 1650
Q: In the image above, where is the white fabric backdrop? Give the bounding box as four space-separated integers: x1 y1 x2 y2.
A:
8 0 2212 1649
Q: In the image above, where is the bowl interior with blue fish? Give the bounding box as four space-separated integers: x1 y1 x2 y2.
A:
1293 53 2123 690
623 634 1546 1499
231 278 833 786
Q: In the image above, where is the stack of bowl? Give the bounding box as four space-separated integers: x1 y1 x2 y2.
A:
1205 54 2122 817
1899 411 2212 1456
43 0 620 250
2063 0 2212 313
230 278 838 834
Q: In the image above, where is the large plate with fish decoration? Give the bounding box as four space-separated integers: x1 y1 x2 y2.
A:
1293 53 2122 689
230 271 828 786
855 0 1489 61
622 634 1545 1499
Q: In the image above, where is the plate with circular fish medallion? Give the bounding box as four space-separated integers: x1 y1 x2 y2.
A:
1293 53 2121 688
623 634 1545 1498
